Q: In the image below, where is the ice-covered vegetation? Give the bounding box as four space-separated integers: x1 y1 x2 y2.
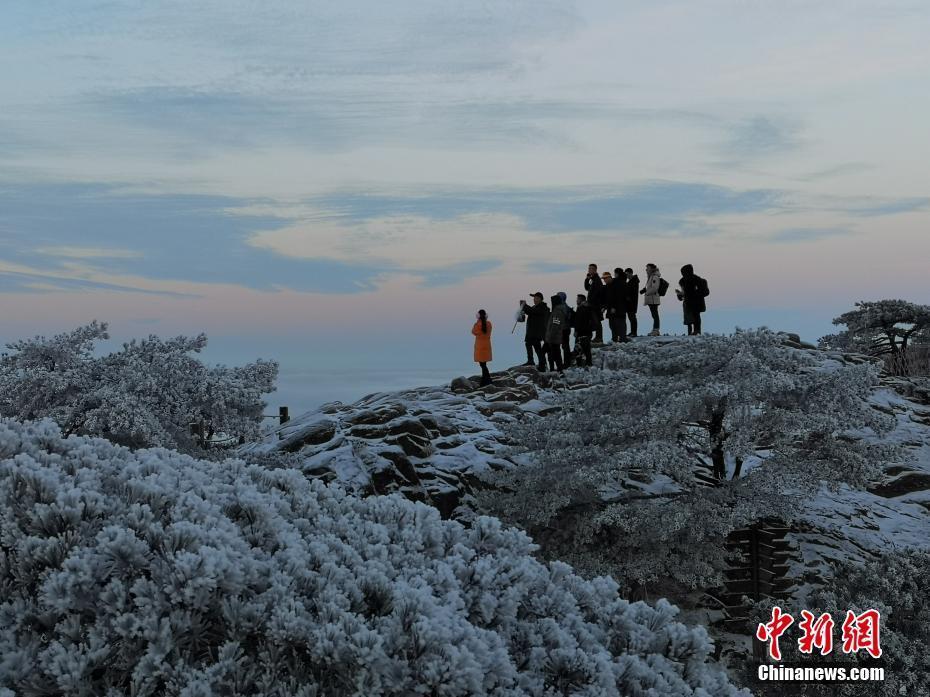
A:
0 321 278 453
820 299 930 376
0 419 746 696
479 330 894 590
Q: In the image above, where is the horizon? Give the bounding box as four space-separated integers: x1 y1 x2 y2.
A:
2 1 928 415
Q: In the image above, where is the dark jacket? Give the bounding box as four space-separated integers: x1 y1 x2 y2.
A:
546 295 570 344
522 301 550 340
678 265 707 313
572 301 597 337
584 273 604 308
625 274 640 310
604 277 627 314
563 305 575 334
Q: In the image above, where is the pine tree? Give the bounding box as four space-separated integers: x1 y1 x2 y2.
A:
480 331 893 590
0 322 278 452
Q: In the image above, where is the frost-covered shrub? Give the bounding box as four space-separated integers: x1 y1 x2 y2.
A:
0 321 278 452
0 419 747 696
480 331 893 589
821 300 930 376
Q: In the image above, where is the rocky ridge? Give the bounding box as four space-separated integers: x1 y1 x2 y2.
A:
237 337 930 613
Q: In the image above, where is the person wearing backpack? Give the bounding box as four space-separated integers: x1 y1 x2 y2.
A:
677 264 708 335
544 294 569 372
472 309 493 386
640 263 664 336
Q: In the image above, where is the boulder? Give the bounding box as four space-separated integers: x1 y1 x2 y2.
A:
378 449 422 486
347 403 408 426
385 432 433 459
868 471 930 498
347 423 388 439
451 376 478 393
386 418 432 440
279 418 337 453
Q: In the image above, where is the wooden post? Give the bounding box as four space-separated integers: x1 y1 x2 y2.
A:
279 406 289 424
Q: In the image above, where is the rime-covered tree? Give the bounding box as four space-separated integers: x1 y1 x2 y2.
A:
820 300 930 372
0 418 748 696
0 321 277 452
480 331 893 590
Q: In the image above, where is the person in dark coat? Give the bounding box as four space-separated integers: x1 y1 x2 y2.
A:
676 264 708 335
557 291 573 367
519 292 549 370
612 267 631 343
601 271 629 343
624 268 640 337
545 294 569 372
573 294 595 367
584 263 605 344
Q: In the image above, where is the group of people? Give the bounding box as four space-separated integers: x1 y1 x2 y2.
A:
471 263 710 384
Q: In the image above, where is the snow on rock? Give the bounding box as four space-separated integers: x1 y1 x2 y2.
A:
238 364 580 519
779 377 930 603
0 418 748 697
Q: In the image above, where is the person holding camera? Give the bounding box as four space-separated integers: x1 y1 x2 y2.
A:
519 292 549 370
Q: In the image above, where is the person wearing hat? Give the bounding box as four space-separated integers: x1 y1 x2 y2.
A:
545 294 569 373
519 292 549 370
676 264 708 335
471 309 493 386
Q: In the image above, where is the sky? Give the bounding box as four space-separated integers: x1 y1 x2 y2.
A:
2 1 929 415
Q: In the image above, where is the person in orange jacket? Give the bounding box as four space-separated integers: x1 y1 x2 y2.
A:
472 309 493 386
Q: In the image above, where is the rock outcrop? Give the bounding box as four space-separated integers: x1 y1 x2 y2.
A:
238 364 579 519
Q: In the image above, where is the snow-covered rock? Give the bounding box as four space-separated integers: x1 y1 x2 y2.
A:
237 365 575 519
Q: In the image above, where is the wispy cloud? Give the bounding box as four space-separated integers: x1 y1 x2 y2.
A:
0 181 386 294
796 162 875 181
768 227 851 243
837 197 930 217
416 259 503 288
36 246 143 259
81 88 726 155
525 261 576 274
0 269 196 296
715 115 804 164
308 181 785 234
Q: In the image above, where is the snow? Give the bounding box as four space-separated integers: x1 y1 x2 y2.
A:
0 418 747 696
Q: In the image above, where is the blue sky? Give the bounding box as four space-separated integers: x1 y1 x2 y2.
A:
2 1 929 413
